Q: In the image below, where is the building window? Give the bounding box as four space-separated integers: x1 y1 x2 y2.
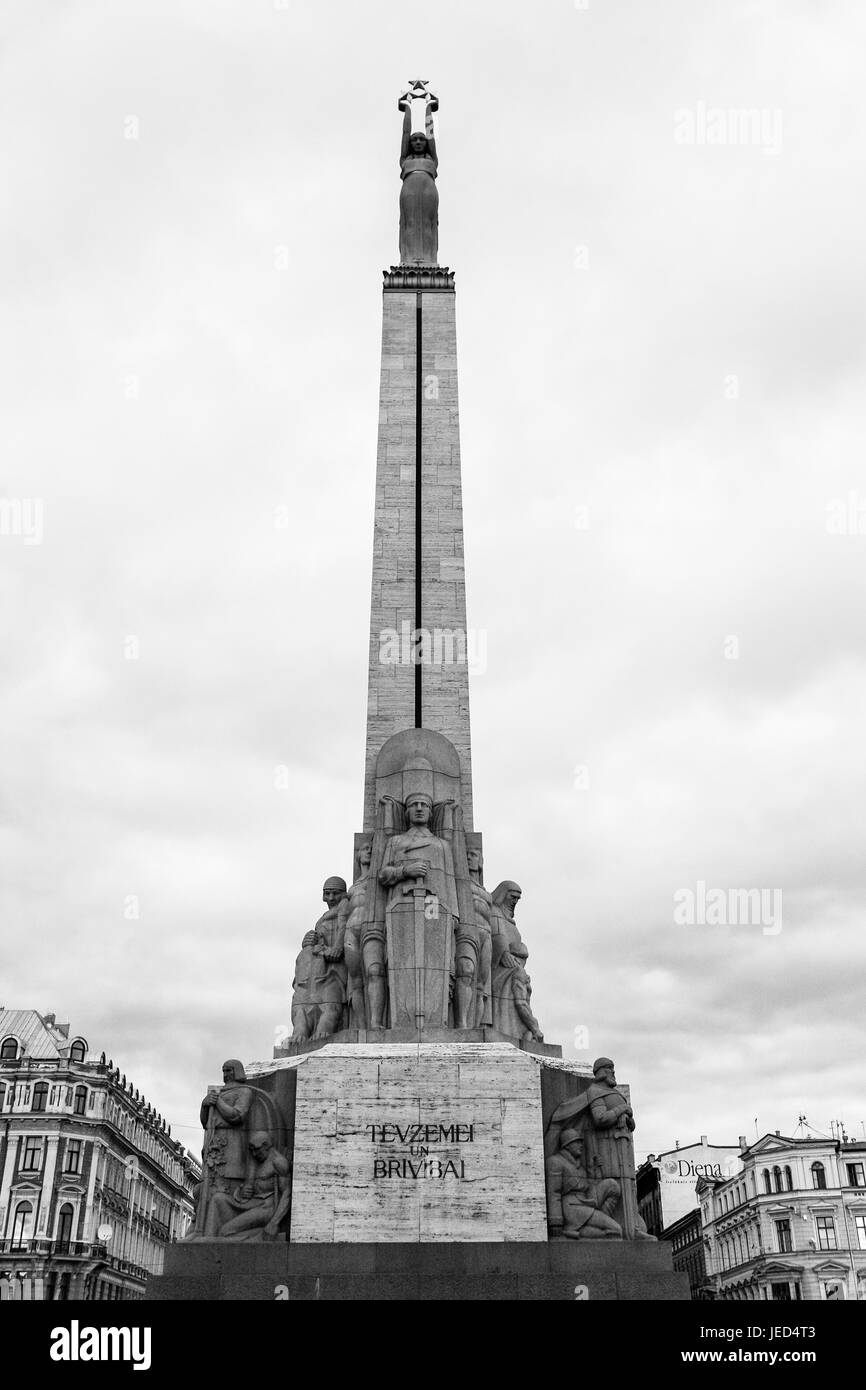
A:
773 1165 783 1193
775 1218 793 1253
811 1162 826 1190
816 1214 837 1250
73 1085 87 1116
0 1037 18 1061
771 1281 792 1300
56 1203 74 1252
10 1200 33 1248
854 1215 866 1251
32 1081 49 1112
0 1082 5 1111
763 1168 772 1194
784 1166 793 1191
821 1279 845 1300
64 1138 83 1174
22 1137 42 1171
69 1040 87 1064
846 1162 865 1188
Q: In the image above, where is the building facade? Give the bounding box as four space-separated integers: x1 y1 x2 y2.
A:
663 1207 712 1299
699 1131 866 1301
637 1137 742 1236
0 1009 199 1300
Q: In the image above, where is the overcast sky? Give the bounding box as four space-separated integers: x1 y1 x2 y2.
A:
2 0 865 1165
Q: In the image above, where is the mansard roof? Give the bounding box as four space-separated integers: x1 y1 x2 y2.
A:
0 1008 74 1059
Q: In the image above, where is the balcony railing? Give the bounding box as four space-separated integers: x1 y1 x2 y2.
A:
0 1240 108 1260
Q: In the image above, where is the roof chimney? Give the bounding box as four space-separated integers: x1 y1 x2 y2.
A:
700 1135 707 1146
43 1013 55 1026
739 1135 748 1150
775 1129 780 1137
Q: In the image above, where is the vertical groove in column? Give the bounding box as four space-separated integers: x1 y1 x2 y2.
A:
415 291 423 728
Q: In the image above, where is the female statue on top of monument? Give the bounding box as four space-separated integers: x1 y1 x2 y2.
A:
397 83 439 266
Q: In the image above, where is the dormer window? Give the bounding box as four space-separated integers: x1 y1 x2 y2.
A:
69 1040 87 1064
0 1037 19 1061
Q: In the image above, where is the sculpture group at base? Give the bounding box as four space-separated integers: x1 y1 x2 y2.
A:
186 1053 653 1247
287 730 544 1043
187 1060 291 1243
544 1058 655 1242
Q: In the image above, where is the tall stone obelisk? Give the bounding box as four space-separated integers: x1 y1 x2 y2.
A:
363 83 473 831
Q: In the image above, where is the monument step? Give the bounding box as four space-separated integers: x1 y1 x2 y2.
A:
149 1241 689 1301
275 1028 562 1060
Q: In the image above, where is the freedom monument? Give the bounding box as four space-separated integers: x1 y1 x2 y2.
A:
150 83 688 1300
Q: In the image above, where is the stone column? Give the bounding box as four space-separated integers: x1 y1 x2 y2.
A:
37 1136 60 1237
82 1140 100 1239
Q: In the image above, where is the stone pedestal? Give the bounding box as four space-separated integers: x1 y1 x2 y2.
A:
288 1043 546 1243
147 1043 689 1300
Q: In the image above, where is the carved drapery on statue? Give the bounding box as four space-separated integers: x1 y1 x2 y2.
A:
340 839 373 1029
467 840 493 1028
290 878 349 1041
378 792 457 1028
358 729 473 1030
490 882 544 1042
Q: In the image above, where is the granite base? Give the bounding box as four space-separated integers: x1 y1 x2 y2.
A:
148 1239 690 1301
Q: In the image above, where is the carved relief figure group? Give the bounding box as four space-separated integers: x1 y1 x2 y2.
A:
189 1060 291 1242
289 788 543 1044
544 1058 655 1242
